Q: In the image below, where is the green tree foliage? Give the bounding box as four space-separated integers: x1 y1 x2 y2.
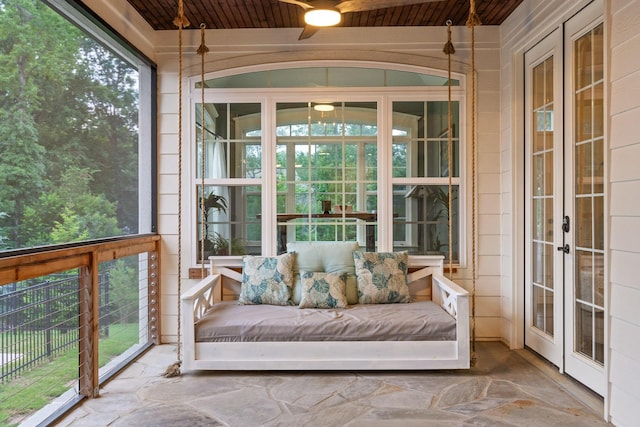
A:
0 0 139 249
50 209 90 243
74 40 140 232
106 259 139 324
21 167 121 245
0 0 60 245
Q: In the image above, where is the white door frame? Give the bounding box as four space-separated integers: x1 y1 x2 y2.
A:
512 0 607 401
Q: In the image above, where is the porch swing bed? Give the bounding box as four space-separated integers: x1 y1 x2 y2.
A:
180 242 470 372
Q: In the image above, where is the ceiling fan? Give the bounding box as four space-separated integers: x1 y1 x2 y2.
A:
279 0 444 40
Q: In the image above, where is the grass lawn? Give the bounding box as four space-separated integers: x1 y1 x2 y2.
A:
0 323 139 426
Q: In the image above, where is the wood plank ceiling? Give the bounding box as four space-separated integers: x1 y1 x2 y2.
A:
124 0 524 31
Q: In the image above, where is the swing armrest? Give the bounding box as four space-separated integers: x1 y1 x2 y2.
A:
181 273 222 323
432 273 469 356
431 273 468 318
181 273 222 372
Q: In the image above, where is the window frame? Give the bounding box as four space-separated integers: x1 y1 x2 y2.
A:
188 63 466 266
389 98 464 262
274 104 378 246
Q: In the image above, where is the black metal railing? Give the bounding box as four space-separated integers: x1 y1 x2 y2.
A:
0 273 112 383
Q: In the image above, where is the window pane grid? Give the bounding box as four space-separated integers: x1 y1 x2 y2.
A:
528 56 556 337
272 102 380 250
195 102 263 259
391 101 461 260
573 23 604 365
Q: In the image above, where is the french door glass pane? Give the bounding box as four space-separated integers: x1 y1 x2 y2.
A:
573 24 604 365
530 57 555 337
533 285 545 329
576 302 594 358
575 142 593 195
532 241 543 284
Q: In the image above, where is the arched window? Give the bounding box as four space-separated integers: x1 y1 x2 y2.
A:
192 65 464 264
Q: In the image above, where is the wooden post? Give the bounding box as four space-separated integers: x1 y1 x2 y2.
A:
78 251 100 398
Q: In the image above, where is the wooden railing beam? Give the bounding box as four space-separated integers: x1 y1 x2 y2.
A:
0 236 160 287
0 235 162 399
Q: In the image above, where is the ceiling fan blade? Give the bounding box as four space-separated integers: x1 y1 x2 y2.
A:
298 25 320 40
279 0 314 10
336 0 442 14
285 0 442 40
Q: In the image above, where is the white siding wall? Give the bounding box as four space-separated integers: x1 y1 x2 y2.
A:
475 43 504 342
609 1 640 425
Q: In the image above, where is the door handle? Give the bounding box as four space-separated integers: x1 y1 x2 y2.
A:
562 216 570 233
557 244 570 254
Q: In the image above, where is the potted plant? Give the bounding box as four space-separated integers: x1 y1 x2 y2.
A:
209 232 248 256
198 191 248 258
198 191 227 261
425 187 455 256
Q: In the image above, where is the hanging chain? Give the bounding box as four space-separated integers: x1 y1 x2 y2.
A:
466 0 481 367
163 0 190 378
443 20 455 281
198 23 209 279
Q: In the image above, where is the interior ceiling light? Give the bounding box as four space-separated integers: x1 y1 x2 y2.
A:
314 103 335 112
304 8 341 27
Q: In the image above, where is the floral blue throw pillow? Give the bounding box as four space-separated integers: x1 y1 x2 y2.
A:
238 253 296 305
353 251 411 304
299 271 348 309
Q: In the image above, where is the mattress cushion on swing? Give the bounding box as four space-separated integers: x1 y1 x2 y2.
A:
194 300 456 342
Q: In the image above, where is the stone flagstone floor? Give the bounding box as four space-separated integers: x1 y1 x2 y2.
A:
55 342 610 426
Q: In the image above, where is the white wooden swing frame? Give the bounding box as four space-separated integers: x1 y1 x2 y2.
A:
181 256 469 371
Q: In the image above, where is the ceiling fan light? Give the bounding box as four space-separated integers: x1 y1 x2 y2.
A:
304 8 341 27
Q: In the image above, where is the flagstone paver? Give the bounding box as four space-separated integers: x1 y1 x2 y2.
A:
54 342 611 427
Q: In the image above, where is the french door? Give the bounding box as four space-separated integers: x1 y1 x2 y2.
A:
524 29 564 369
524 1 605 395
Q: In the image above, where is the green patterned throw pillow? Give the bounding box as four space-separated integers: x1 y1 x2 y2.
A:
298 271 348 309
353 251 411 304
238 253 296 305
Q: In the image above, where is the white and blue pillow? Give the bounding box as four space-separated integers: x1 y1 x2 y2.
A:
287 241 359 304
238 253 296 305
353 251 411 304
298 271 348 309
